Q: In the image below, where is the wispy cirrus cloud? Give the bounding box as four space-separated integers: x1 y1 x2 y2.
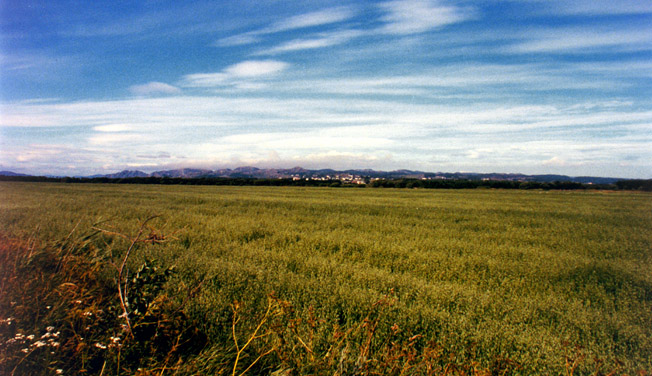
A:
88 133 141 145
2 94 651 177
180 60 289 88
224 60 288 77
255 30 363 55
216 1 472 51
214 6 356 47
215 33 262 47
4 94 650 136
531 0 652 16
243 62 627 98
509 28 652 53
129 82 181 96
93 124 132 132
217 131 393 151
378 0 474 35
265 6 356 33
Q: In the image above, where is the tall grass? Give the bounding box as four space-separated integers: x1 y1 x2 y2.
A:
1 182 651 374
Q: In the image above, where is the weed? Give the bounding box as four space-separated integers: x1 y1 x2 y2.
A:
0 218 205 375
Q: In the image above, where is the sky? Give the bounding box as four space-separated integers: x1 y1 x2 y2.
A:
1 0 651 178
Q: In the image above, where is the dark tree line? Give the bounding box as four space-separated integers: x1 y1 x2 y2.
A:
370 178 592 190
614 179 652 191
1 175 650 191
0 175 341 187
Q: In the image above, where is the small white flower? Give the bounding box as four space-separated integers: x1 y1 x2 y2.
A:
94 342 107 349
26 335 35 340
56 369 63 374
21 348 29 353
32 341 47 348
46 306 51 309
41 333 51 339
83 311 93 317
51 342 60 347
74 300 82 304
46 326 55 332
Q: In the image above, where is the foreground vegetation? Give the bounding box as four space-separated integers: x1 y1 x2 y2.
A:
1 182 651 375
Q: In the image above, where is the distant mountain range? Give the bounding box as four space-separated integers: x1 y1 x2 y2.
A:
74 167 626 184
0 170 29 177
0 167 629 184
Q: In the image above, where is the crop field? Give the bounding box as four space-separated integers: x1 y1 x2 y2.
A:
1 182 651 375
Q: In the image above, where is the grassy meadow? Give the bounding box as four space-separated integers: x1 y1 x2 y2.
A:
1 182 651 375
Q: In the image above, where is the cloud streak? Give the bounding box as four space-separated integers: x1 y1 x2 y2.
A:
2 92 650 177
265 6 356 33
378 0 473 35
535 0 652 16
224 60 288 77
129 82 181 96
214 6 356 47
509 28 652 53
180 60 289 88
255 30 363 55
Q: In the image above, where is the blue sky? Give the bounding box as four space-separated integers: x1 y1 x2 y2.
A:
1 0 651 178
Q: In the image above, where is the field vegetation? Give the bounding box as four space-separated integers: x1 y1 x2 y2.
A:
1 182 651 375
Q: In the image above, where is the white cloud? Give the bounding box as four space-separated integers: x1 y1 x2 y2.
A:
256 30 363 55
214 7 355 48
214 33 261 47
291 151 396 170
129 82 181 96
4 93 650 134
216 130 394 150
379 0 472 35
93 124 132 132
509 29 652 53
260 63 622 98
180 73 229 87
88 133 140 145
181 60 289 88
13 145 64 162
125 162 160 168
266 7 355 33
2 91 651 177
1 143 114 176
537 0 652 15
224 60 288 77
542 156 582 167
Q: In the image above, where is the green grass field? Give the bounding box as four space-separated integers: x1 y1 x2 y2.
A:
1 182 651 375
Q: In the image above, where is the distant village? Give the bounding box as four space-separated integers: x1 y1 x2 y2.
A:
290 173 456 185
